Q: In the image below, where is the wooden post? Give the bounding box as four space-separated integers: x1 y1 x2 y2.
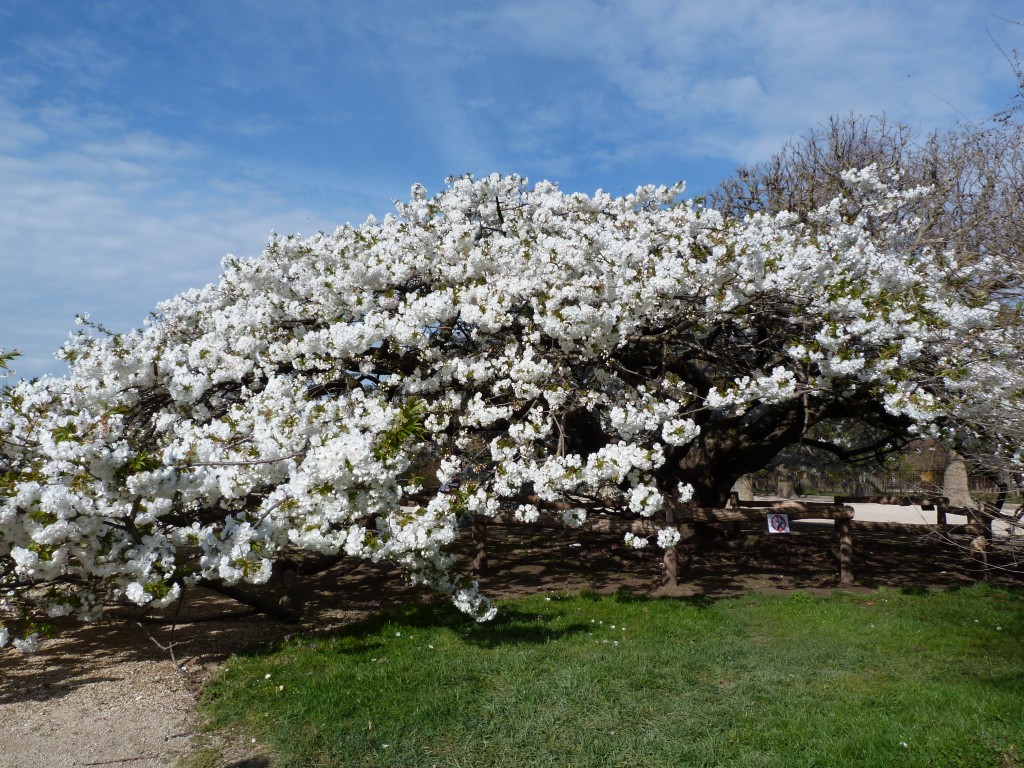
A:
472 515 488 577
662 507 678 588
727 491 742 536
836 516 854 586
966 507 989 580
936 497 948 526
970 535 989 580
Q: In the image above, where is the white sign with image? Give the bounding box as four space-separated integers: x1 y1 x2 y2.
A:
767 512 790 534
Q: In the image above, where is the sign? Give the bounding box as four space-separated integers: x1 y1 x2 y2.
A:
767 512 790 534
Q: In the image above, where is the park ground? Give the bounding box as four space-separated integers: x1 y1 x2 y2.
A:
1 501 1021 768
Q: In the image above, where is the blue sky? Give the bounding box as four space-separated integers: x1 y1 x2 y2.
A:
2 1 1022 381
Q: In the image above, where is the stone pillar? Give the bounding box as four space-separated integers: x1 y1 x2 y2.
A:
731 475 755 502
777 475 796 499
942 452 976 511
774 465 795 498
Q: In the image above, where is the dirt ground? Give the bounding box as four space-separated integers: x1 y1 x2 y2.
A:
2 516 1021 768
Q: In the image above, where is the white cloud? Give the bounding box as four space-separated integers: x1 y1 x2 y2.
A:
470 0 1022 164
0 97 366 380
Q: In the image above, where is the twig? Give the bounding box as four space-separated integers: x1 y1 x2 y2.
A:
136 588 190 674
82 756 161 766
122 608 256 623
138 621 191 673
174 447 305 468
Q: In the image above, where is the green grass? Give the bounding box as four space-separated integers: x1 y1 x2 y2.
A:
198 585 1024 768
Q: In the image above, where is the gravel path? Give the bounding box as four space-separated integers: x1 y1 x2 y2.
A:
1 622 198 768
0 563 416 768
0 589 296 768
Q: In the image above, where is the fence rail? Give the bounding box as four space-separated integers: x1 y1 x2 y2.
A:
751 469 1018 500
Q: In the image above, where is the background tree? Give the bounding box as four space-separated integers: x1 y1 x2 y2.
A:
708 100 1024 500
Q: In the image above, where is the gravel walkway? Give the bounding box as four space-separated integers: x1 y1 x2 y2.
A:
1 622 198 768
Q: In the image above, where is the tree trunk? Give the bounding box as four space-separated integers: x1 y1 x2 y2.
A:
668 412 806 507
203 564 307 621
472 515 489 576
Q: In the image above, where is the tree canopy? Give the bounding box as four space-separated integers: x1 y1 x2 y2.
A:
2 167 1022 650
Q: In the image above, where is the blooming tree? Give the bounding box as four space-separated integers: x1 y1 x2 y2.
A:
2 169 1021 649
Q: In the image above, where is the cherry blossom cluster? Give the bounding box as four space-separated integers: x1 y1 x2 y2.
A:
2 169 1020 650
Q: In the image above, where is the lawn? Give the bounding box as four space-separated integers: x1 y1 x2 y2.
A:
197 585 1024 767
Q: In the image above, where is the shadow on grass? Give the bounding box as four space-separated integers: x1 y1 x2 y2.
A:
241 588 739 663
599 587 718 610
265 599 600 657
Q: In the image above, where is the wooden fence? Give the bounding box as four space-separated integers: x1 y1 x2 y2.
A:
468 496 856 587
754 469 1019 501
465 494 995 590
835 495 993 574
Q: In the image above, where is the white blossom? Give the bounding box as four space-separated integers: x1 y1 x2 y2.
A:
623 532 649 549
124 582 153 606
657 528 682 549
562 508 587 528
